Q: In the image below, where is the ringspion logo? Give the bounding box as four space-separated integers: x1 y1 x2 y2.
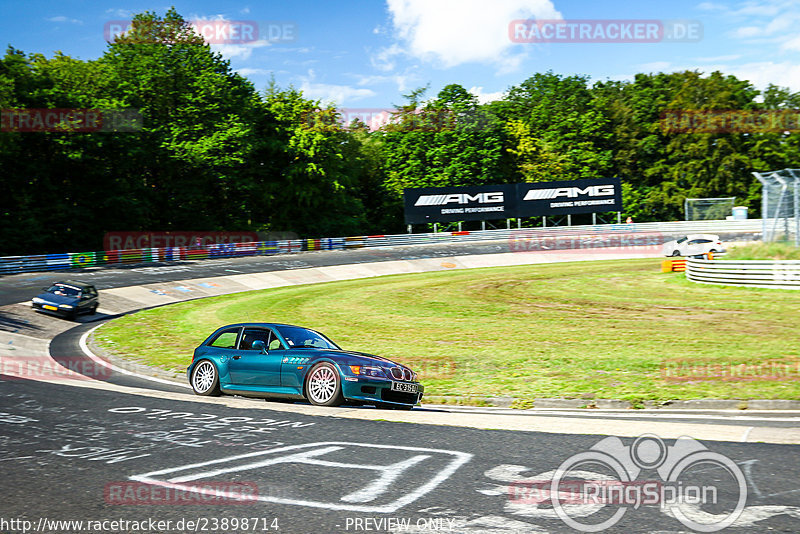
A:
510 434 746 532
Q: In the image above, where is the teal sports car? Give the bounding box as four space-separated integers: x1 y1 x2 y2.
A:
187 323 423 409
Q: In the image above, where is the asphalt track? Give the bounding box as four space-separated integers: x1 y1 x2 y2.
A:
1 239 799 533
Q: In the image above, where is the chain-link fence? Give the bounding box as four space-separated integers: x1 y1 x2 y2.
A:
752 169 800 245
684 197 736 221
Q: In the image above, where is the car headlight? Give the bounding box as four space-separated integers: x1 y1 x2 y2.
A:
58 304 73 309
349 365 387 378
32 297 43 304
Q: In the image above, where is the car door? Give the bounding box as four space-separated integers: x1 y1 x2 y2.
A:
686 238 710 256
78 286 97 313
673 236 689 255
227 327 283 387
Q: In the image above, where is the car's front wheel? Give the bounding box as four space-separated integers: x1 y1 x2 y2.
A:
305 362 344 407
191 360 221 396
671 250 681 257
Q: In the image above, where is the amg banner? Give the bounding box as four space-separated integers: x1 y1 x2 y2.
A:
403 178 622 224
403 184 516 224
516 177 622 217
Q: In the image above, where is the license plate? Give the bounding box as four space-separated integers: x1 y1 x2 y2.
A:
391 382 418 394
43 305 57 311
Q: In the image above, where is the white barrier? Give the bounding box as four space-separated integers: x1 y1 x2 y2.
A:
0 219 763 275
686 257 800 289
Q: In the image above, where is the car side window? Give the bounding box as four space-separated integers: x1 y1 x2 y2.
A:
239 328 274 351
208 328 240 349
677 237 688 243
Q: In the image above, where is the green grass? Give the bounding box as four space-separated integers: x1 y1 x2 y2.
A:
94 259 800 402
726 241 800 260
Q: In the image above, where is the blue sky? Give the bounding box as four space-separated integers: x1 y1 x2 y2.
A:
2 0 799 108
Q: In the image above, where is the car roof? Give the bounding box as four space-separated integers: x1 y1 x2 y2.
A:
52 280 95 289
217 322 302 329
685 234 720 240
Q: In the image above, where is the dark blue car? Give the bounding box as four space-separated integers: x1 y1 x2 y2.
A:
187 323 423 409
31 280 98 320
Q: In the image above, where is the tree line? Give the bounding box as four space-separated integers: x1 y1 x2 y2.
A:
2 8 798 255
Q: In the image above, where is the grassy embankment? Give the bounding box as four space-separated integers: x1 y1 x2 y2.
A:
725 241 800 260
94 258 800 405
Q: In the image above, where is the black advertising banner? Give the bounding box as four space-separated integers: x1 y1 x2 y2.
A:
403 179 623 224
403 184 517 224
516 177 622 217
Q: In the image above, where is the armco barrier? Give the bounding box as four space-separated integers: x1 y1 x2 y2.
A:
0 219 762 276
686 257 800 289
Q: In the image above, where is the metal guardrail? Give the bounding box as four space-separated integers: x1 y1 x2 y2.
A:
687 257 800 289
0 219 763 276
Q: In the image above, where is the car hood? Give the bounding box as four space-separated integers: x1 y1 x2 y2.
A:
33 292 79 306
295 348 408 368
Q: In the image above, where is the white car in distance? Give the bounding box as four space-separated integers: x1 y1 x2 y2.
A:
662 234 725 257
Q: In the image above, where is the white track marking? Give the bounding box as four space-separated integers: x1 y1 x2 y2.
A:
79 325 191 389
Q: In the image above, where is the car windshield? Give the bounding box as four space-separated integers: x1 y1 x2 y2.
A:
46 284 80 297
276 326 340 350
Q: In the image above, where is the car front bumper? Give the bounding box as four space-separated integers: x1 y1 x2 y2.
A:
341 376 424 406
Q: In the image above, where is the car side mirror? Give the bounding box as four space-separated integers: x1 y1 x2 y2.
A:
251 340 266 353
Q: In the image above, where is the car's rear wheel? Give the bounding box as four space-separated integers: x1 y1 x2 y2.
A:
191 360 221 396
305 362 344 406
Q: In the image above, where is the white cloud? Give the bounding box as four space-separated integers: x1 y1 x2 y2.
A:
696 2 727 11
300 82 376 105
727 60 800 91
782 35 800 52
639 61 674 72
236 68 270 77
356 72 419 92
211 40 272 61
468 86 505 104
104 8 135 19
629 59 800 92
694 54 742 62
380 0 561 71
46 15 82 24
370 43 405 72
